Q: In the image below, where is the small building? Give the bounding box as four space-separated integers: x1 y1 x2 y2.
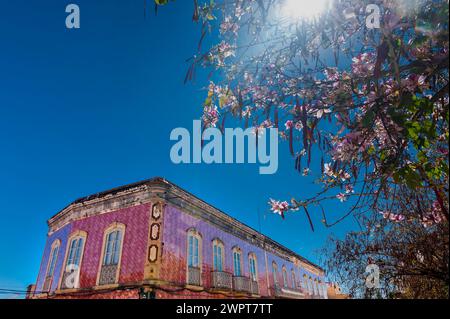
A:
29 177 328 299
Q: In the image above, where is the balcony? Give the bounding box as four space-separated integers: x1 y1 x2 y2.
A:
211 271 232 290
232 276 251 293
98 264 118 286
272 284 307 299
187 266 201 286
250 280 259 295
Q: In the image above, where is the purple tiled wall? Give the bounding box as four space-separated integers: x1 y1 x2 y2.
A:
160 204 323 296
35 224 72 293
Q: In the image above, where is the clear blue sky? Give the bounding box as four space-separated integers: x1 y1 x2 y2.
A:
0 0 356 297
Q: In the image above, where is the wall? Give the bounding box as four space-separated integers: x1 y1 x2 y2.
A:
35 203 151 293
160 204 323 297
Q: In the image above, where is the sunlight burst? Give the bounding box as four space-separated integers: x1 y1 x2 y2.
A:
281 0 330 20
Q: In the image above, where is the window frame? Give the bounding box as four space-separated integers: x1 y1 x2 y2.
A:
282 266 289 288
232 247 243 277
186 228 203 286
291 269 296 289
212 239 225 272
248 253 258 282
58 231 87 290
45 239 61 279
96 222 126 287
271 262 278 287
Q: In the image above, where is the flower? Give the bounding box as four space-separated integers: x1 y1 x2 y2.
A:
421 201 445 227
351 52 375 77
336 193 348 202
285 120 294 130
379 211 405 223
316 108 332 119
268 199 290 218
345 184 354 194
324 163 334 177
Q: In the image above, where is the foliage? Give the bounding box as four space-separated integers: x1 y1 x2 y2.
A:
155 0 450 297
176 0 449 231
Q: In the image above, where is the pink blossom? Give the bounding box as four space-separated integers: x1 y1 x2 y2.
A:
268 199 290 218
285 120 294 130
336 193 348 202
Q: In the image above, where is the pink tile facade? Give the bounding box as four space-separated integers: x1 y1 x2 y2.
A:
34 188 324 298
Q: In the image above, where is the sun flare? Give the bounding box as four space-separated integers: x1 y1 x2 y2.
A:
281 0 330 20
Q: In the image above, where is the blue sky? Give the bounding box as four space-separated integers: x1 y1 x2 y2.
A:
0 0 356 297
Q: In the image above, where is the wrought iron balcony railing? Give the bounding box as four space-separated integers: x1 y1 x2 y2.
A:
98 264 118 286
250 280 259 295
232 276 251 293
271 284 307 299
187 266 201 286
211 271 233 290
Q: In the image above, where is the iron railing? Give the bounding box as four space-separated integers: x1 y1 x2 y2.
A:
187 266 201 286
250 280 259 295
232 276 251 293
211 271 233 290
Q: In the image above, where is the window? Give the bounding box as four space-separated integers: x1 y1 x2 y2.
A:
47 242 59 277
67 237 84 267
43 240 60 291
308 277 314 295
272 262 278 287
103 230 122 266
248 253 258 282
314 279 319 295
60 231 87 290
282 266 288 288
97 223 125 286
187 229 202 286
187 230 201 268
232 247 242 276
318 280 323 297
213 239 224 272
47 242 60 278
291 270 296 289
303 274 308 292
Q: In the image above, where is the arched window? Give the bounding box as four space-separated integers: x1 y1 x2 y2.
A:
248 253 259 295
322 282 328 299
212 239 224 272
186 229 202 286
97 223 125 286
271 262 278 287
291 270 296 289
313 278 319 295
302 274 308 292
232 247 242 277
60 231 87 290
282 266 288 288
187 229 201 268
248 253 258 282
318 280 323 297
308 277 313 295
43 240 60 291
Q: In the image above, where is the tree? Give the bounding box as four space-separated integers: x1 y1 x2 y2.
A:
321 187 448 298
155 0 449 297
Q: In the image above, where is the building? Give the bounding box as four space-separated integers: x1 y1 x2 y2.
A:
29 177 329 299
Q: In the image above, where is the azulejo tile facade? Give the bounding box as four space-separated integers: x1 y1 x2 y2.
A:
28 177 331 299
